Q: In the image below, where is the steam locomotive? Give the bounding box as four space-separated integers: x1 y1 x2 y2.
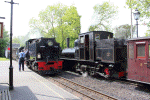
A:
61 31 127 79
25 37 63 75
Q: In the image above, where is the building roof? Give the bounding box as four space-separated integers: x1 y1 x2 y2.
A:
7 43 20 48
127 36 150 41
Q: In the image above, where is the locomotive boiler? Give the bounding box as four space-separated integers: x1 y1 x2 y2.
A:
61 31 127 78
25 37 63 75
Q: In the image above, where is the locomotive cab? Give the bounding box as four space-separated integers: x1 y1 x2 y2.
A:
76 31 113 61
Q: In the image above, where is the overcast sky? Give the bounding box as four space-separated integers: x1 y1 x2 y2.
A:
0 0 147 37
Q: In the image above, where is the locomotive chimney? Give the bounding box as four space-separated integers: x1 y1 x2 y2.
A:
66 38 70 48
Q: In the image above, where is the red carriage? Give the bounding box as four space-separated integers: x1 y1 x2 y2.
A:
127 37 150 84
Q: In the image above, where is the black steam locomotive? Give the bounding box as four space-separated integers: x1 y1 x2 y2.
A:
25 37 63 75
61 31 127 78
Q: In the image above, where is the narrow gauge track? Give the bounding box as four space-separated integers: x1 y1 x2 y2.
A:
48 76 117 100
67 70 139 87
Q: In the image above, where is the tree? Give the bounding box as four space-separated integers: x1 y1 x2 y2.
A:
89 1 118 32
144 30 150 36
114 24 135 39
60 5 81 48
0 27 9 57
89 25 98 31
29 3 81 49
126 0 150 29
12 35 29 47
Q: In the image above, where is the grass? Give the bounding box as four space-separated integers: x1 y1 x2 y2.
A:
0 57 9 61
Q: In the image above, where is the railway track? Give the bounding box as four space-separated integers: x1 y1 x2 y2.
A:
67 70 139 87
49 76 117 100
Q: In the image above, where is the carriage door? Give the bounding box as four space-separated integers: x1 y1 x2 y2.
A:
136 42 147 81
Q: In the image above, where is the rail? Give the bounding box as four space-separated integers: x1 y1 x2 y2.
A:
50 76 117 100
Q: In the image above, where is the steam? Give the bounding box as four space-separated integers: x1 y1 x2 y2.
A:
82 72 88 77
28 28 43 39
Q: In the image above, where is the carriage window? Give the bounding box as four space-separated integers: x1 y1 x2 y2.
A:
80 36 84 43
129 44 134 58
137 45 145 57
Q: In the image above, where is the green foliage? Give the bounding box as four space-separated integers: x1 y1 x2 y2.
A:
89 25 98 31
29 3 81 49
0 28 9 57
12 35 29 47
89 1 118 32
126 0 150 29
114 24 135 39
144 30 150 36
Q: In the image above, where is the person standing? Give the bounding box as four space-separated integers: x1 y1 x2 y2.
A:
19 50 25 71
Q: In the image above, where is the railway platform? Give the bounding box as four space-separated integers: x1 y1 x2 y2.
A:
0 61 81 100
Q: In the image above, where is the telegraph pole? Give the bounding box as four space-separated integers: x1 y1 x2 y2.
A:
131 7 133 38
5 0 19 90
130 0 133 38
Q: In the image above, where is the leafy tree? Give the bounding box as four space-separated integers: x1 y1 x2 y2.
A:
114 24 135 39
89 25 98 31
126 0 150 29
12 36 20 44
29 3 81 49
0 28 9 57
144 30 150 36
60 5 81 48
89 1 118 32
12 35 29 47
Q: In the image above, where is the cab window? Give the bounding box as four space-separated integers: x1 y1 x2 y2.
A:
95 34 100 40
137 44 145 58
80 36 84 43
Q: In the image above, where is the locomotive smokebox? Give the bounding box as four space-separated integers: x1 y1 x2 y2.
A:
67 38 70 48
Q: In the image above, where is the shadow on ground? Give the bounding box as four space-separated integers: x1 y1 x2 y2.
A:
10 86 38 100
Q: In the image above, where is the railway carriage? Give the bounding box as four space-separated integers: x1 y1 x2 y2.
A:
25 37 63 75
127 37 150 84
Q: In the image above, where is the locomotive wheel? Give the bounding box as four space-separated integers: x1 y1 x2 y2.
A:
89 71 96 76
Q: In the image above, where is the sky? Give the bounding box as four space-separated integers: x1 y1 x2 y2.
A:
0 0 148 38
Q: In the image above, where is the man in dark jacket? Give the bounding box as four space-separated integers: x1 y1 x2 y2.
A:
19 50 25 71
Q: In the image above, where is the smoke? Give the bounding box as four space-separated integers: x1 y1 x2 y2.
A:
28 28 43 39
82 72 88 77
